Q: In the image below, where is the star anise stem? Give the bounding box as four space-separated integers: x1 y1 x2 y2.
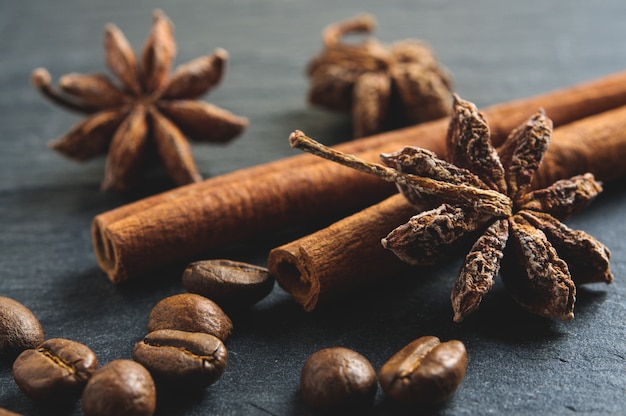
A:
58 73 130 109
322 13 377 47
289 130 512 217
31 68 101 114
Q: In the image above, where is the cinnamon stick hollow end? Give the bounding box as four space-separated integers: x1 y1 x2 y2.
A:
93 211 158 284
268 248 320 311
92 218 125 283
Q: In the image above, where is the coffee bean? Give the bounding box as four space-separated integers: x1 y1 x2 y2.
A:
0 296 44 360
133 329 227 390
12 338 97 404
147 293 233 341
300 347 377 412
378 336 467 407
182 259 274 309
81 360 156 416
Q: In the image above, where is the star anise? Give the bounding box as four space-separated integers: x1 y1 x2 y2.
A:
306 14 454 138
289 95 613 322
31 9 248 192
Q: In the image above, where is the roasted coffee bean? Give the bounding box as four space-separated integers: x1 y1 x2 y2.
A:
300 347 377 412
133 329 227 390
378 336 467 407
182 259 274 308
0 296 44 360
148 293 232 341
81 360 156 416
12 338 97 403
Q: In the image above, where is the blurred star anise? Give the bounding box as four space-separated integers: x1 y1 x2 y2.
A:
306 14 454 138
289 95 613 322
32 9 248 192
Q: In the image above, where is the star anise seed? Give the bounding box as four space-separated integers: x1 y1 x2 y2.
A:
289 94 612 323
306 14 453 138
519 210 612 285
452 218 509 321
503 214 576 320
32 9 248 192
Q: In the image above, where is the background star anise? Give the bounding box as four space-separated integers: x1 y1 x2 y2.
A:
306 14 454 138
290 95 613 323
32 9 248 192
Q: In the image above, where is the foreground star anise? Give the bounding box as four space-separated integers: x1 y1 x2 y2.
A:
289 95 613 322
306 14 453 138
31 9 248 192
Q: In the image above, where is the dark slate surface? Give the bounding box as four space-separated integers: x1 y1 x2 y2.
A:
1 1 625 415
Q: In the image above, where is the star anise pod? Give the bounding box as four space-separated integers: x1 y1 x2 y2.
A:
289 95 613 322
31 9 248 192
306 14 454 138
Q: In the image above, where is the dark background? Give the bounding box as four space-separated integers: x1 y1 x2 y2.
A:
1 1 625 415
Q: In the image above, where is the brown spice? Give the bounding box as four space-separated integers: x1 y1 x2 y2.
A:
93 70 626 284
32 10 247 192
306 14 453 137
268 103 626 317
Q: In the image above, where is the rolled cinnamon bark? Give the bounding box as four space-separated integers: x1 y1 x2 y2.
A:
94 70 626 283
268 104 626 310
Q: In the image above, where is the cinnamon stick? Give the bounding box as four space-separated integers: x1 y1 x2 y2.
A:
93 70 626 283
268 104 626 310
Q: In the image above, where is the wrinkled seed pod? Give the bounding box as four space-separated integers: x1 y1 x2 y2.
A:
147 293 233 341
182 259 274 309
300 347 377 412
0 296 44 360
